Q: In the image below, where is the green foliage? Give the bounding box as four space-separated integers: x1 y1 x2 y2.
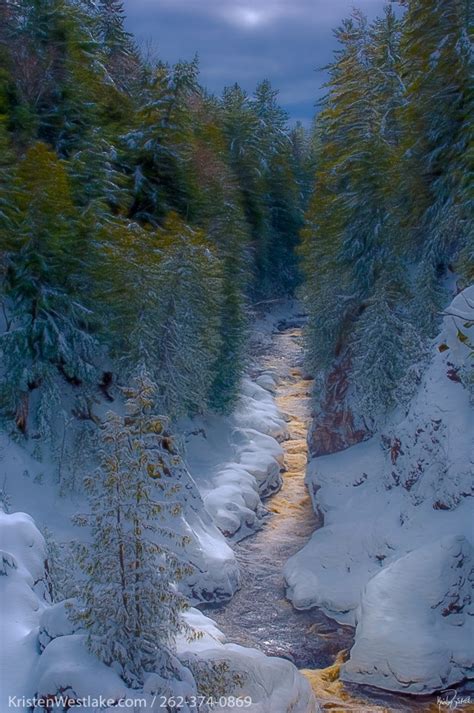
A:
302 1 472 424
72 372 192 687
0 143 98 435
0 0 309 436
184 656 246 699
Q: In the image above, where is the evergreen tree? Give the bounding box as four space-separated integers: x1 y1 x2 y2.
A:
0 143 98 435
302 1 472 427
150 214 223 417
399 0 473 334
73 372 192 687
96 213 223 417
0 0 306 431
128 57 200 223
302 7 425 425
350 278 425 420
96 0 138 91
207 205 250 411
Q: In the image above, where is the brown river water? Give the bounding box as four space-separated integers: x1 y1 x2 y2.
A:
201 321 474 713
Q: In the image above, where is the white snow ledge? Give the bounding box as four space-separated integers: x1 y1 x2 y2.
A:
341 535 474 694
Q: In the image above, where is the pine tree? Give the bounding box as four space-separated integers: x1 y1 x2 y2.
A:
399 0 473 333
128 57 200 224
73 372 192 688
207 205 250 411
0 143 98 435
96 0 137 91
96 213 224 418
301 8 417 422
220 83 266 288
150 213 223 417
350 277 425 421
301 11 378 374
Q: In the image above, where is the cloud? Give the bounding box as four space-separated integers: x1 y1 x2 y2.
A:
123 0 391 121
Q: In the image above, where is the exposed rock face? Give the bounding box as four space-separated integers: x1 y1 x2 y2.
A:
341 536 474 694
308 353 370 457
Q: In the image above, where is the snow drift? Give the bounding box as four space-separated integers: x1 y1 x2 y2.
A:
0 511 47 710
341 535 473 693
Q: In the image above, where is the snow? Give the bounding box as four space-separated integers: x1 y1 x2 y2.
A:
179 609 319 713
0 511 47 711
183 377 287 542
0 312 315 712
39 599 78 651
285 286 474 693
0 509 316 713
0 431 241 604
341 535 474 694
34 635 128 708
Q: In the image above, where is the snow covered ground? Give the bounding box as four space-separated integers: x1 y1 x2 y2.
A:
0 303 316 712
285 287 474 694
0 359 288 603
0 509 317 713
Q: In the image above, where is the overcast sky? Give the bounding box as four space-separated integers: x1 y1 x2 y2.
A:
123 0 391 124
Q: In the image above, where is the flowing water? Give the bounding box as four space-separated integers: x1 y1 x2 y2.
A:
201 320 473 713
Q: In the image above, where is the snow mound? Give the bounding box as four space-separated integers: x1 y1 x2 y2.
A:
341 535 474 694
285 287 474 693
38 599 79 651
179 610 319 713
185 377 287 542
255 372 277 394
34 634 128 708
196 645 319 713
236 378 288 442
0 510 47 710
1 510 317 713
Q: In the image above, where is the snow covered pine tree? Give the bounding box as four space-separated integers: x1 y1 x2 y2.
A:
73 371 193 689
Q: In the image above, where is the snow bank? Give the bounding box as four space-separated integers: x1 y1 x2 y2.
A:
285 287 474 693
1 511 317 713
0 511 47 710
184 377 287 542
35 604 318 713
34 635 129 709
341 535 474 694
179 609 319 713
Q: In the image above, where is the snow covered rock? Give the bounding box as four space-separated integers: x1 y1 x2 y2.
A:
236 378 288 442
38 599 79 651
184 376 287 543
255 373 278 394
195 645 319 713
180 507 240 603
34 635 128 711
179 609 319 713
341 536 474 694
0 511 47 710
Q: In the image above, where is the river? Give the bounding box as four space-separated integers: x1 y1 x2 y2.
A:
201 317 470 713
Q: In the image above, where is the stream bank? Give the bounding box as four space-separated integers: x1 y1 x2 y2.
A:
202 321 354 670
200 308 463 712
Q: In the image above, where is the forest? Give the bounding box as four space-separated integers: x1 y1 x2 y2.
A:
0 1 472 711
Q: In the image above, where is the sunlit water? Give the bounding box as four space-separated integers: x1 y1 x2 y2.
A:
200 323 474 713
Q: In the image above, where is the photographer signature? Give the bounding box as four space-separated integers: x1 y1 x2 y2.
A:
437 690 472 711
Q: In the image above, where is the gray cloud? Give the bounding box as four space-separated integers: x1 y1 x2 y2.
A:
123 0 391 122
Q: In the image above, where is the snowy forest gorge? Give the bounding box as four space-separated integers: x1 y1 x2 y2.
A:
0 1 472 712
